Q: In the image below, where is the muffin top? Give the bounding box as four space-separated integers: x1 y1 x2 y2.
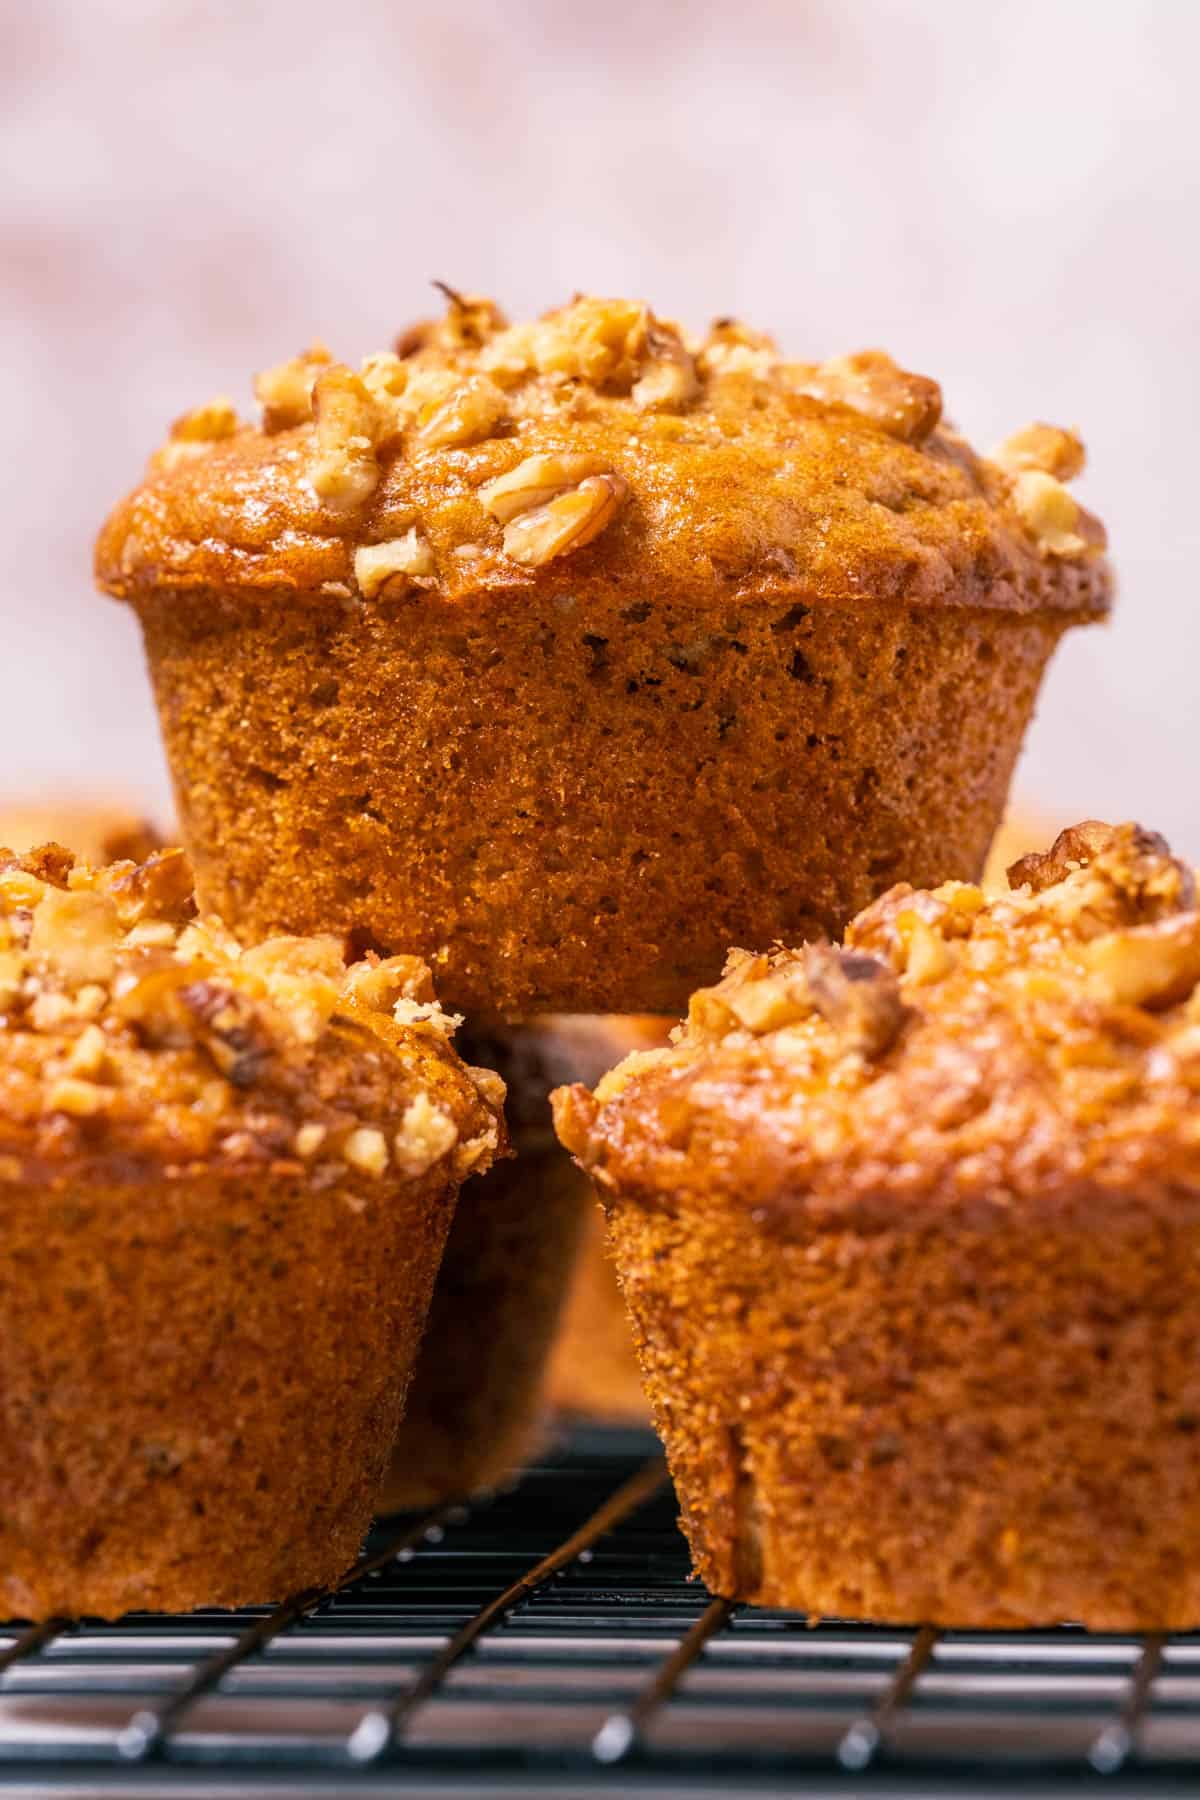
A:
0 842 505 1183
96 291 1110 620
554 823 1200 1223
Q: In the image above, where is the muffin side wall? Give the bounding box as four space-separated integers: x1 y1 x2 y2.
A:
134 590 1063 1019
606 1189 1200 1629
0 1163 455 1617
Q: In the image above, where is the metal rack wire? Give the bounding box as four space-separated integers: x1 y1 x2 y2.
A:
1 1426 1198 1796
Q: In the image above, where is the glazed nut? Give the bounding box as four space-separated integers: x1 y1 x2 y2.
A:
725 972 811 1034
501 473 626 567
393 1092 458 1178
1085 915 1200 1009
991 422 1085 481
1008 821 1121 894
343 1125 390 1177
416 374 508 450
47 1076 110 1118
28 889 121 986
632 328 699 411
802 942 910 1057
309 366 384 511
155 396 240 469
255 343 332 432
354 529 436 598
900 913 957 985
1009 469 1086 557
478 451 614 523
792 350 943 444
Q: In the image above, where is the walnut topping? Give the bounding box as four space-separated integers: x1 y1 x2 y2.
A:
1009 469 1087 557
696 318 778 378
479 452 612 523
354 529 436 599
802 943 911 1057
500 473 627 568
480 296 650 389
1085 915 1200 1010
254 343 332 432
415 374 507 450
788 351 943 444
1008 821 1127 894
309 366 384 512
343 1125 389 1176
0 847 502 1170
991 422 1085 481
394 1091 458 1177
154 397 240 470
631 326 699 412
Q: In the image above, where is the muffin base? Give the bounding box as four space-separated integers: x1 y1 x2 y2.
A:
0 1164 455 1618
607 1189 1200 1629
134 588 1064 1018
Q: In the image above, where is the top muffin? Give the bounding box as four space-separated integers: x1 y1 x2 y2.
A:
0 842 504 1182
557 821 1200 1219
96 291 1109 617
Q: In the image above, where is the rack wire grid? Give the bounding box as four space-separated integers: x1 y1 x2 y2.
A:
1 1426 1199 1798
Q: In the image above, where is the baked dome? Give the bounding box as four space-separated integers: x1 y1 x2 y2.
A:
558 820 1200 1220
96 292 1110 620
0 841 504 1182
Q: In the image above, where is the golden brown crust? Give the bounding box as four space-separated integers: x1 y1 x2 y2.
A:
559 822 1200 1224
557 825 1200 1626
96 295 1111 622
0 844 504 1182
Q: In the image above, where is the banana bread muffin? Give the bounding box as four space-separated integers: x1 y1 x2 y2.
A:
556 822 1200 1628
0 841 503 1617
96 295 1110 1018
381 1016 651 1508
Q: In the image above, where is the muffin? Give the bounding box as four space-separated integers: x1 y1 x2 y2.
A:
0 800 164 867
381 1016 651 1508
96 295 1110 1019
0 841 503 1617
556 822 1200 1629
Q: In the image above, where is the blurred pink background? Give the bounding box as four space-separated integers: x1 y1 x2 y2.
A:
3 0 1196 849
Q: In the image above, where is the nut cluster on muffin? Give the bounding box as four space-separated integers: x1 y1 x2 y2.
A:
555 824 1200 1628
0 840 504 1182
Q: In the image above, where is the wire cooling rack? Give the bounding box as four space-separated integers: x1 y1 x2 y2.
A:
1 1427 1199 1797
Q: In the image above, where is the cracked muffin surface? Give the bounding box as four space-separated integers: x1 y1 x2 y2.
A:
555 824 1200 1628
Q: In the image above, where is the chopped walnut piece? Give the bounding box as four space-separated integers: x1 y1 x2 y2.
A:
354 530 436 599
901 913 957 984
631 326 699 411
47 1076 110 1117
109 849 195 927
394 1091 458 1177
1008 822 1123 893
500 473 627 568
478 451 613 522
294 1122 327 1159
343 954 435 1011
789 351 943 444
696 318 777 378
991 422 1085 481
1085 915 1200 1010
309 366 384 512
1009 469 1088 557
28 889 122 986
254 343 332 432
344 1125 389 1176
155 396 240 470
802 943 911 1057
65 1023 108 1078
416 374 507 450
480 296 649 389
